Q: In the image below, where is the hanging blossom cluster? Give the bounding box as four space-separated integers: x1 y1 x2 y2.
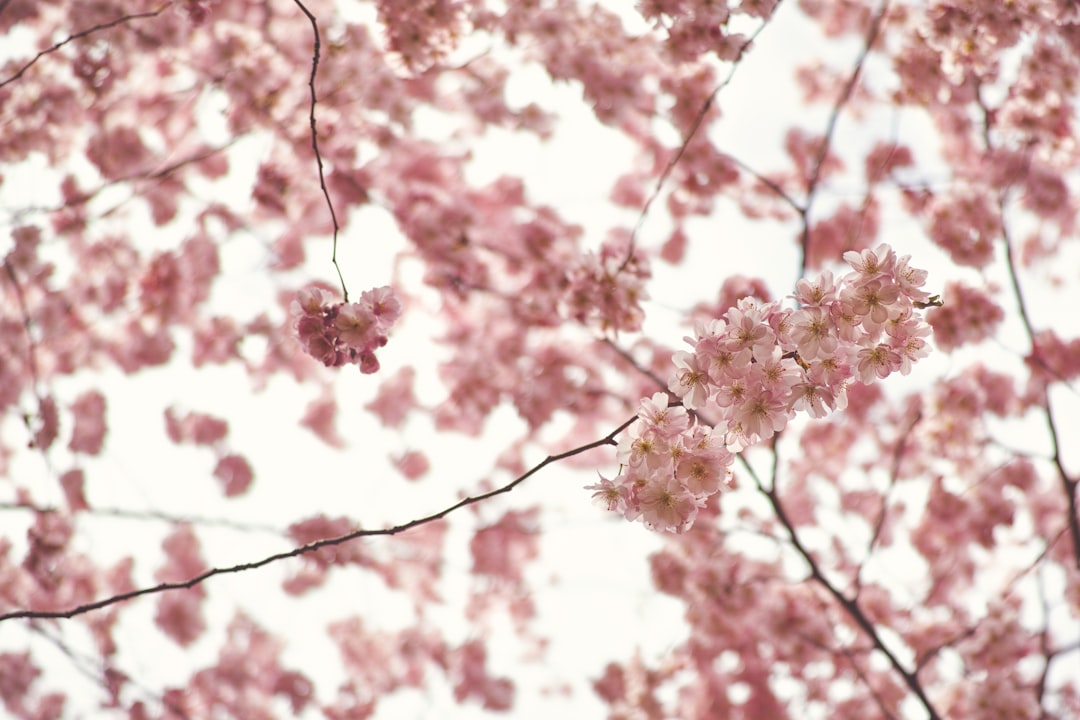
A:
591 243 934 532
294 286 402 373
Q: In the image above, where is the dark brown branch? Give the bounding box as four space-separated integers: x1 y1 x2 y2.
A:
292 0 348 301
0 4 172 90
0 415 635 623
743 452 943 720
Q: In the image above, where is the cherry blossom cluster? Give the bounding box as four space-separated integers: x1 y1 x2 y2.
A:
589 392 734 533
594 244 934 532
293 286 402 373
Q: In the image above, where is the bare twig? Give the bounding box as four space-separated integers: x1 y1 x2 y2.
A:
620 16 774 270
0 4 173 90
798 0 890 276
292 0 348 301
742 452 943 720
856 407 922 591
601 337 670 391
6 141 238 224
0 501 284 535
0 415 635 623
30 624 191 720
999 201 1080 569
2 260 40 390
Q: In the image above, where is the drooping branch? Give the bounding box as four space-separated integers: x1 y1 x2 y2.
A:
0 414 636 623
292 0 348 301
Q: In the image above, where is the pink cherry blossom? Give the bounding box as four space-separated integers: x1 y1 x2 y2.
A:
3 4 1079 719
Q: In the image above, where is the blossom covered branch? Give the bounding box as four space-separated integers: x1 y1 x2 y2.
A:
593 243 933 533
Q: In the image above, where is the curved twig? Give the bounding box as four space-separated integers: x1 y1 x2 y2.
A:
0 414 635 623
292 0 348 301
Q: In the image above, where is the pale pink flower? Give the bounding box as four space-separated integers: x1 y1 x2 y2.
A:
714 375 749 409
358 285 402 328
843 243 896 282
616 421 669 472
892 253 930 303
334 303 378 348
732 389 789 442
637 477 698 533
855 344 903 383
586 475 631 513
702 344 753 384
793 270 838 307
724 300 775 361
675 449 731 496
849 278 900 329
637 392 689 438
889 324 931 375
758 347 800 393
790 306 838 360
789 380 836 418
293 287 325 316
808 351 853 388
669 351 710 410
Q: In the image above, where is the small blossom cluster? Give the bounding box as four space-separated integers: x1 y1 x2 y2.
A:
588 392 734 533
293 286 402 373
593 244 934 532
562 238 650 333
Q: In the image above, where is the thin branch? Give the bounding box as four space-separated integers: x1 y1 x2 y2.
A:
0 415 636 623
745 450 943 720
620 16 773 269
0 4 173 90
798 0 890 276
30 624 191 720
999 200 1080 570
601 337 670 391
292 0 348 301
857 407 922 591
3 260 41 391
0 502 284 535
727 153 801 212
6 141 238 224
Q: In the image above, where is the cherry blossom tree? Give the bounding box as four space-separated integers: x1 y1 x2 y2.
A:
2 0 1079 718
